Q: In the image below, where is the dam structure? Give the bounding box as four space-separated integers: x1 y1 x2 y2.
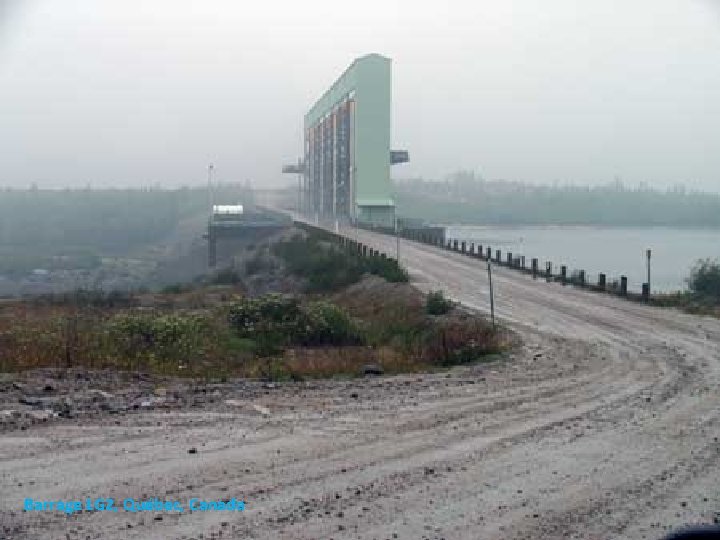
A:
286 53 408 229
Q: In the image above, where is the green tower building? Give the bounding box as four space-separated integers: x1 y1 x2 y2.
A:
301 54 406 228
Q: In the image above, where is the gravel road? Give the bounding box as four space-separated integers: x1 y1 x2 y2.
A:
1 228 719 540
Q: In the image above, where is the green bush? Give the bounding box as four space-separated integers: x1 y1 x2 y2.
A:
272 237 363 291
687 259 720 302
272 233 408 292
365 256 409 283
426 290 453 315
107 312 209 370
227 294 302 355
299 301 362 346
227 294 362 355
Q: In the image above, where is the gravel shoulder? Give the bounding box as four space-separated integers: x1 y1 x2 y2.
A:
1 228 719 540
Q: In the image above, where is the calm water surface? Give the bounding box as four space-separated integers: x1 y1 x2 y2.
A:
444 226 720 293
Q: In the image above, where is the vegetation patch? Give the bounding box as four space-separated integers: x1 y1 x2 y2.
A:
396 173 720 227
687 259 720 303
0 224 506 380
650 258 720 317
107 312 210 372
272 232 408 292
332 276 506 371
426 290 454 315
0 277 506 380
227 294 362 356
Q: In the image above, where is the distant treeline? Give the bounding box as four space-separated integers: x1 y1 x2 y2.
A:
395 173 720 226
0 184 252 275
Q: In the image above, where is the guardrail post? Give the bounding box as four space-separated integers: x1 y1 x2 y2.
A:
486 247 492 260
620 276 628 296
461 241 466 254
579 269 586 287
521 256 526 269
532 258 538 278
546 262 552 280
561 265 567 285
507 252 513 265
598 273 606 290
496 249 501 263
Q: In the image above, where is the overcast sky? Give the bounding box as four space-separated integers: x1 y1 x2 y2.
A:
1 0 718 190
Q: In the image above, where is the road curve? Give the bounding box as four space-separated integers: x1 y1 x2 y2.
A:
1 227 719 540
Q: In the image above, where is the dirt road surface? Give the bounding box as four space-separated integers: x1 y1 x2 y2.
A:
1 228 719 539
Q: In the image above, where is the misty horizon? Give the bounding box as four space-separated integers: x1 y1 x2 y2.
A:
1 0 718 191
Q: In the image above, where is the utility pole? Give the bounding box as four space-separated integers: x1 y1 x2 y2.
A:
395 215 400 262
207 163 215 216
487 261 495 329
646 248 652 299
299 157 304 216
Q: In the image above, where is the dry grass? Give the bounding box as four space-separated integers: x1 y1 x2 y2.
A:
274 345 428 379
0 275 507 380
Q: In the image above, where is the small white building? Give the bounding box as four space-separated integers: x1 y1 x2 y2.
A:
212 204 244 216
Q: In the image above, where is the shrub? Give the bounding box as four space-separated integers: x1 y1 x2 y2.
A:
424 319 501 366
107 312 209 371
426 290 453 315
299 301 362 346
273 237 363 291
227 294 301 335
687 259 720 302
272 232 408 291
365 256 409 283
227 294 302 355
227 294 362 355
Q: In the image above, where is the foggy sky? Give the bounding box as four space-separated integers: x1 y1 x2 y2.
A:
0 0 718 191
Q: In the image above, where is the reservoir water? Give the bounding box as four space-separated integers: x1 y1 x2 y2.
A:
444 226 720 293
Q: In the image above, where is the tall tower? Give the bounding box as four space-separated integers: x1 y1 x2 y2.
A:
303 54 396 228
